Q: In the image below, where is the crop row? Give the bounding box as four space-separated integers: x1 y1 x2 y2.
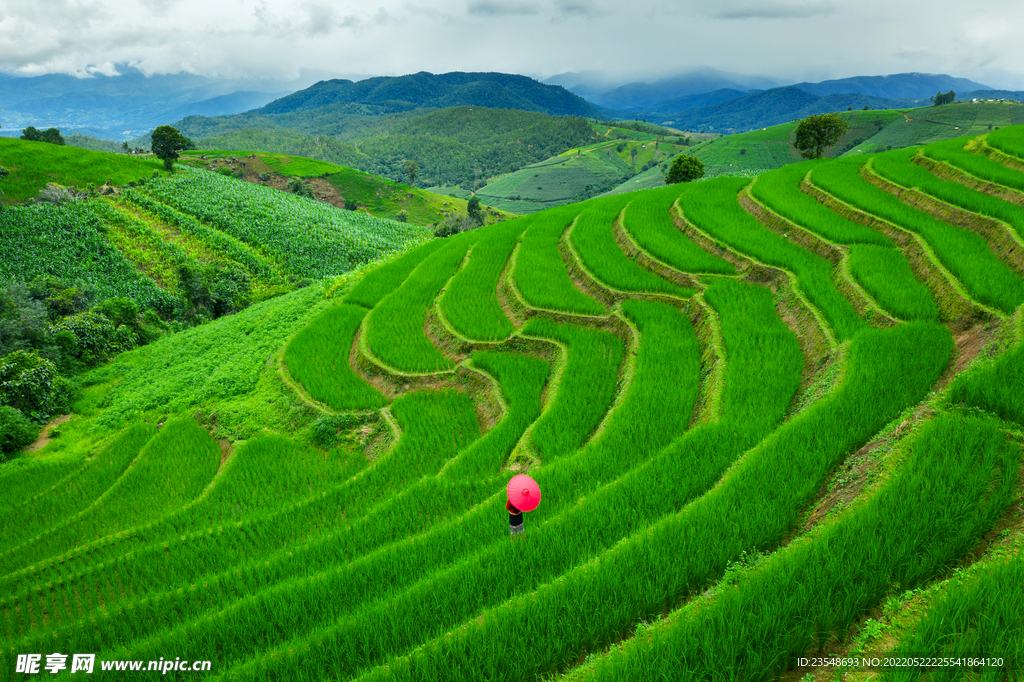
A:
365 231 479 373
156 281 789 681
343 240 447 309
21 299 689 676
923 137 1024 193
440 219 530 342
512 206 606 315
346 322 951 682
871 147 1024 242
748 163 937 322
520 318 626 462
142 168 431 279
0 418 221 577
620 184 735 275
569 195 694 296
284 304 387 410
810 158 1024 314
567 410 1019 680
883 551 1024 681
0 424 156 561
0 201 174 312
4 389 480 653
846 244 939 321
120 188 279 281
681 176 866 341
174 296 709 681
986 125 1024 161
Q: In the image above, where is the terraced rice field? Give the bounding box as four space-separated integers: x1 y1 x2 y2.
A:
4 130 1024 681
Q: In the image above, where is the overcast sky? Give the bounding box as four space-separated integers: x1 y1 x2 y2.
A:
2 0 1023 89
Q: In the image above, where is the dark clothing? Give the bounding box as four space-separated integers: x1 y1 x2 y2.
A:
506 499 523 527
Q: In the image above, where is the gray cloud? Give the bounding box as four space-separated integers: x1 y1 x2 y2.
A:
467 1 539 17
0 0 1021 90
554 0 610 19
711 1 835 20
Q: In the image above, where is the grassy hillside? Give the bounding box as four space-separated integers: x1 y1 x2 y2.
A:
0 139 429 323
179 150 512 226
177 106 600 190
4 129 1024 681
476 136 691 212
604 103 1023 194
0 137 165 203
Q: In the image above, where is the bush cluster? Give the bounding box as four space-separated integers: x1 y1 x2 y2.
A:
0 405 39 460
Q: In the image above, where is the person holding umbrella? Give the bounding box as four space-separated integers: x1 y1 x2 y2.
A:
506 474 540 540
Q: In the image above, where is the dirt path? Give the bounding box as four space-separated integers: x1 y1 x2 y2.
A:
26 414 72 452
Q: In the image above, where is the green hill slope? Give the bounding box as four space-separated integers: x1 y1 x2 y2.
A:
604 102 1024 194
174 106 600 191
0 137 165 203
4 129 1024 681
179 150 513 226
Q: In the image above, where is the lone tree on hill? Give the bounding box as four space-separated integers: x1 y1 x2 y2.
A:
794 113 849 160
151 125 192 172
21 127 65 145
931 90 955 106
467 196 485 225
665 154 705 184
404 160 419 187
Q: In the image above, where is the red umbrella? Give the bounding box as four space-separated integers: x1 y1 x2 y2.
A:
507 474 541 512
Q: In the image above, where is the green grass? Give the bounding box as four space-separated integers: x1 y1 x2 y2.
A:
570 195 694 296
569 410 1019 681
344 239 446 308
521 318 625 461
0 417 221 576
0 423 156 553
284 304 386 410
811 157 1024 314
923 136 1024 192
0 138 165 204
681 175 866 341
0 200 176 312
365 232 478 372
947 333 1024 426
750 161 893 246
848 244 939 321
987 124 1024 159
350 323 951 682
621 184 735 274
440 219 530 341
512 205 606 315
882 551 1024 681
81 282 335 435
872 145 1024 242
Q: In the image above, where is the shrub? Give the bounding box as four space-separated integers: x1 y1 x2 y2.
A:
310 413 378 449
665 154 705 184
47 311 138 365
0 405 39 459
0 283 49 356
0 350 73 422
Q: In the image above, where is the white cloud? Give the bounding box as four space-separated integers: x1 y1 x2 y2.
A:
0 0 1020 88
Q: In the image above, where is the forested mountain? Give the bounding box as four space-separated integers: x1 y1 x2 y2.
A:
655 87 923 132
793 72 989 98
257 72 601 118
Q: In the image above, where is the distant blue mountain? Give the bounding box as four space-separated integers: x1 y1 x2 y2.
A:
792 73 990 99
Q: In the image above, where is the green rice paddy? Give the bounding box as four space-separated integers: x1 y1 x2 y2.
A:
4 127 1024 682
